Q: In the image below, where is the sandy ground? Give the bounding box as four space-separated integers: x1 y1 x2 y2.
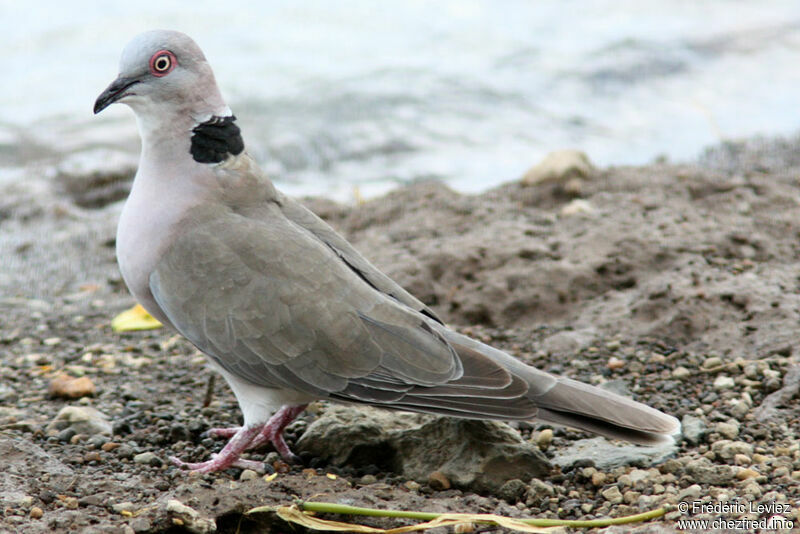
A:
1 136 799 533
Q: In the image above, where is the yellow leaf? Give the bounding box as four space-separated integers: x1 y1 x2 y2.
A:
112 304 162 332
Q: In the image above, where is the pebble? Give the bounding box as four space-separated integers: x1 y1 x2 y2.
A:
101 442 121 452
715 421 740 440
428 471 451 491
239 469 258 481
606 357 625 371
133 452 162 467
536 429 553 451
404 480 421 491
702 357 723 369
48 374 96 398
736 468 759 480
46 405 112 436
521 149 594 186
685 458 735 485
359 474 378 485
30 507 43 519
678 484 702 501
528 478 555 497
713 375 735 390
112 502 135 514
497 479 527 503
672 366 691 379
711 440 752 460
601 486 623 504
680 415 706 445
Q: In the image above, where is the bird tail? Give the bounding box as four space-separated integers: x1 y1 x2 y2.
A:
441 330 681 445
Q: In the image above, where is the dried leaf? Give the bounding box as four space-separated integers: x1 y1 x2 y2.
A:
111 304 162 332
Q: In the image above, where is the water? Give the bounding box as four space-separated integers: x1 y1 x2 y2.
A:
2 1 800 200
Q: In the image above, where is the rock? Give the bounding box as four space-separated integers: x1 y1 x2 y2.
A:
0 438 74 508
711 440 753 461
55 148 137 209
527 478 555 498
133 452 162 467
535 429 553 451
239 469 258 481
521 150 595 186
359 474 377 485
560 199 595 216
685 458 735 485
428 471 451 490
46 406 112 436
30 506 43 519
713 375 735 390
753 364 800 419
48 374 96 398
165 499 216 534
681 414 706 445
552 437 676 471
678 484 702 501
541 330 595 357
601 486 623 504
497 479 527 503
672 366 691 379
296 404 550 493
715 421 740 440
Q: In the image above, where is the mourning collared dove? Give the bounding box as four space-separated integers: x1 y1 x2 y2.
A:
94 30 679 474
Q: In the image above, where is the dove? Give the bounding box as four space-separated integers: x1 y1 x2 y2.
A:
94 30 679 474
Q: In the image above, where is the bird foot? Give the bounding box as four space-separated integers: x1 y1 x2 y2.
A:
173 404 308 473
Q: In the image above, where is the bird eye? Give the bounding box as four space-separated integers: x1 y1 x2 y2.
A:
149 50 177 77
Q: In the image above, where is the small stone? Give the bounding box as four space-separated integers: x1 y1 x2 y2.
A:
715 421 740 440
791 470 800 481
733 454 751 466
685 458 735 485
560 199 595 216
43 337 61 346
736 468 759 480
46 406 112 436
359 474 378 485
713 375 735 390
497 479 527 503
129 517 151 533
521 150 594 186
672 366 691 379
702 357 723 369
101 442 121 452
711 440 752 460
591 471 607 486
607 357 625 371
428 471 451 491
30 507 43 519
678 484 702 501
165 499 216 534
48 374 96 399
536 429 553 451
133 452 162 466
404 480 421 491
239 469 258 481
601 486 623 504
527 478 555 498
681 415 707 445
112 502 135 514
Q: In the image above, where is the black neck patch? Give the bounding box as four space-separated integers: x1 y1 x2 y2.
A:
190 115 245 164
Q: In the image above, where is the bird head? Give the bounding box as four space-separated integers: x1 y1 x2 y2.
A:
94 30 229 121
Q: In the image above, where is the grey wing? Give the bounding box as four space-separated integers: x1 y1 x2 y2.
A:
278 194 443 323
149 204 461 397
151 202 538 418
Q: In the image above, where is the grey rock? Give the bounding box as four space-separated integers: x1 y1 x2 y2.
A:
685 458 735 485
0 437 74 507
715 421 740 440
133 452 162 467
552 436 677 470
46 406 112 436
497 479 527 503
297 404 550 493
521 150 595 186
165 499 216 534
681 414 707 445
711 440 753 461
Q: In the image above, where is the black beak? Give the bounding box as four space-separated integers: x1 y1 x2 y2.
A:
93 75 141 114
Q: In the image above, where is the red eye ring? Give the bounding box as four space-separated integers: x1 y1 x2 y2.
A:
149 50 177 77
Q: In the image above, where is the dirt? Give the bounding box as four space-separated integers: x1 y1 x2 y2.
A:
1 136 799 533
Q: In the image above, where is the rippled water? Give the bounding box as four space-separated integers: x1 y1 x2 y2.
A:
3 1 800 199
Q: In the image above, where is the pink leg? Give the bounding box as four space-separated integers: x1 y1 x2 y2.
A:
170 425 261 473
252 404 307 461
174 404 308 473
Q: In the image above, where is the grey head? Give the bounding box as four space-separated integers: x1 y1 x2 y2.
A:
94 30 242 163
